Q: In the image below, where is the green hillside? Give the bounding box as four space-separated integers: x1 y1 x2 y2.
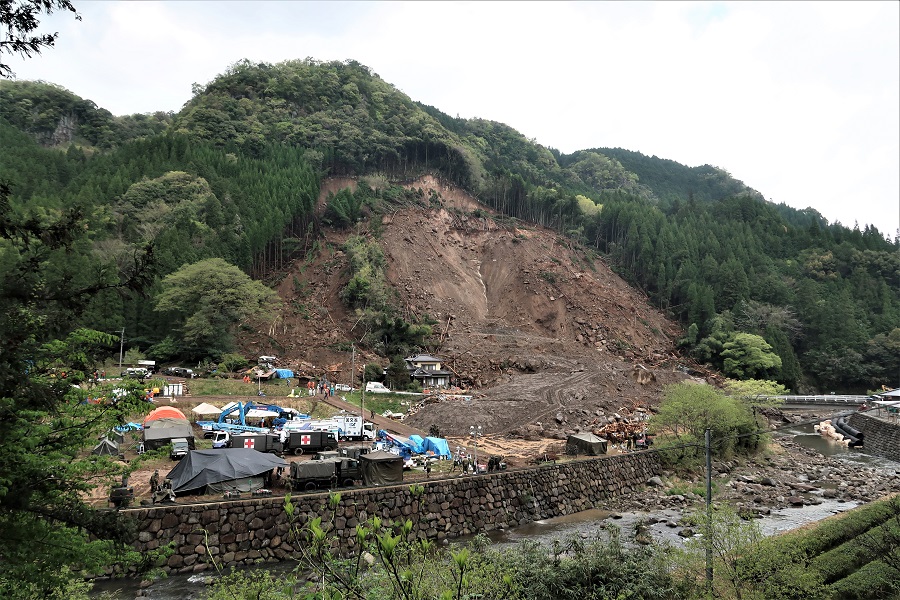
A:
0 58 897 391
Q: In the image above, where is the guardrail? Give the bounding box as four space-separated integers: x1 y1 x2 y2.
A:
763 395 871 405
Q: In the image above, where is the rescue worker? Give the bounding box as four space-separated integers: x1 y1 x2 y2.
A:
149 470 159 503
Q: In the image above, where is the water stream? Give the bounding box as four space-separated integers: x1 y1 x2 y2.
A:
92 425 897 599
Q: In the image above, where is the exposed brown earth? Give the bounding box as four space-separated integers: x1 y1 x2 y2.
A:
247 175 703 443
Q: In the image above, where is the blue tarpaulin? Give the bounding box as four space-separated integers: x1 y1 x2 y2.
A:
115 422 143 432
275 369 294 379
408 435 425 453
423 437 451 458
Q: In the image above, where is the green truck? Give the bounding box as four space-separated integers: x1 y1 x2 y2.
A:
289 457 361 491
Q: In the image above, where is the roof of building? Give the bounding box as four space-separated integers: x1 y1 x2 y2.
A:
405 354 443 363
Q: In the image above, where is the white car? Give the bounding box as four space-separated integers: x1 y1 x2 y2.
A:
365 382 390 394
335 384 353 392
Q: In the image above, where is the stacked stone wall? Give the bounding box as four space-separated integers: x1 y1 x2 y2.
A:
124 451 660 575
849 412 900 462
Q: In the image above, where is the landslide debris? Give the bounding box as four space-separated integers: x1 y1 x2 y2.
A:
247 175 699 439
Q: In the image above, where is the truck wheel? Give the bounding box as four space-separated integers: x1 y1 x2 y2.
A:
293 447 303 456
342 478 355 487
304 482 317 491
326 445 337 451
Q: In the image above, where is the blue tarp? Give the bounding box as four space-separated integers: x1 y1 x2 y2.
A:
423 437 451 458
115 422 143 432
275 369 294 379
408 435 425 453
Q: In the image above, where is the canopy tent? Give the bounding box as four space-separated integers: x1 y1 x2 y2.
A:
246 409 280 419
422 437 451 458
144 406 188 424
359 450 403 486
92 438 119 456
191 403 221 417
166 449 286 494
566 433 608 456
875 389 900 398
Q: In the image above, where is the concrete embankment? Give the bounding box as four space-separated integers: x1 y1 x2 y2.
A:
122 451 660 575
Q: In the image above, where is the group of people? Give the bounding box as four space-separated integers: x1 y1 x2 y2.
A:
148 470 175 504
306 380 335 398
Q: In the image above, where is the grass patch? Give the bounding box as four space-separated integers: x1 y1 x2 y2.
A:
339 391 407 417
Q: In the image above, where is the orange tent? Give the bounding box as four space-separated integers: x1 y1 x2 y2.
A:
144 406 188 424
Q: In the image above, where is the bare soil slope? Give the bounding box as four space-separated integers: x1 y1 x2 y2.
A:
249 176 697 442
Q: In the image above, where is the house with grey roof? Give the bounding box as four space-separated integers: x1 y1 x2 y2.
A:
405 354 452 389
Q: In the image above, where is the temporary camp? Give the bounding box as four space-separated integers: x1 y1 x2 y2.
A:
143 406 194 450
166 449 286 495
92 437 119 456
359 450 404 485
566 433 608 456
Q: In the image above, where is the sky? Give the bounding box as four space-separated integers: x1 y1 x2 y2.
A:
8 1 899 237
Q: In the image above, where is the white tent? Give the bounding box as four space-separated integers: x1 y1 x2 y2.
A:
191 403 221 416
245 409 279 419
875 388 900 398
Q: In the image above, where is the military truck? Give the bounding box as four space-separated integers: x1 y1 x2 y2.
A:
281 430 338 455
170 438 190 460
231 433 284 454
289 457 361 491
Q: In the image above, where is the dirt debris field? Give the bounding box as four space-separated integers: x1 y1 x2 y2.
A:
248 175 705 440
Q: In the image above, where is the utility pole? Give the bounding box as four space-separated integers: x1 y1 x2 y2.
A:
351 344 358 418
361 360 366 424
118 328 125 368
705 428 713 588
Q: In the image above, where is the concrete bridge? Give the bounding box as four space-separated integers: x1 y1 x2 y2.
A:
765 395 871 407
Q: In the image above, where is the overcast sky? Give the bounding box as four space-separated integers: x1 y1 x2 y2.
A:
9 1 899 237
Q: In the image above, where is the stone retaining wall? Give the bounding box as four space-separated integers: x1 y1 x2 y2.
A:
124 452 660 575
849 412 900 462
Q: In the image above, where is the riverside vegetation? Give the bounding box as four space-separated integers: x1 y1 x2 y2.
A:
1 3 899 598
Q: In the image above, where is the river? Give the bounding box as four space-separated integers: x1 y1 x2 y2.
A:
91 424 894 599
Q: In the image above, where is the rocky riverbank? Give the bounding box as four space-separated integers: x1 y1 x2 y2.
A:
604 433 900 518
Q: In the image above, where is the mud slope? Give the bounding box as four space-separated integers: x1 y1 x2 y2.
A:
248 176 694 438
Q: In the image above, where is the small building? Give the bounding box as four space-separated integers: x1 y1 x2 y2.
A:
405 354 452 389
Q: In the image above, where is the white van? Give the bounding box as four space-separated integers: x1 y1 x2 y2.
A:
365 381 390 394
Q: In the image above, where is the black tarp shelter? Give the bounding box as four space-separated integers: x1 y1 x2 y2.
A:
359 450 403 485
166 449 286 495
566 433 608 456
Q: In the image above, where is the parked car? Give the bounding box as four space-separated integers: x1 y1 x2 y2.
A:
335 384 354 392
365 381 390 394
164 367 195 378
121 367 150 379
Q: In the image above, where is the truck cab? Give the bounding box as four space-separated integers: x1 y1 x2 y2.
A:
211 431 231 448
170 438 190 460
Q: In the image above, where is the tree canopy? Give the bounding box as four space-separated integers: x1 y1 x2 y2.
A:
154 257 281 359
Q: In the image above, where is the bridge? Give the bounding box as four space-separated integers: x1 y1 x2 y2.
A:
764 395 871 407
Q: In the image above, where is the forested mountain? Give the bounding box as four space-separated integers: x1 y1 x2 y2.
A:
1 58 897 392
